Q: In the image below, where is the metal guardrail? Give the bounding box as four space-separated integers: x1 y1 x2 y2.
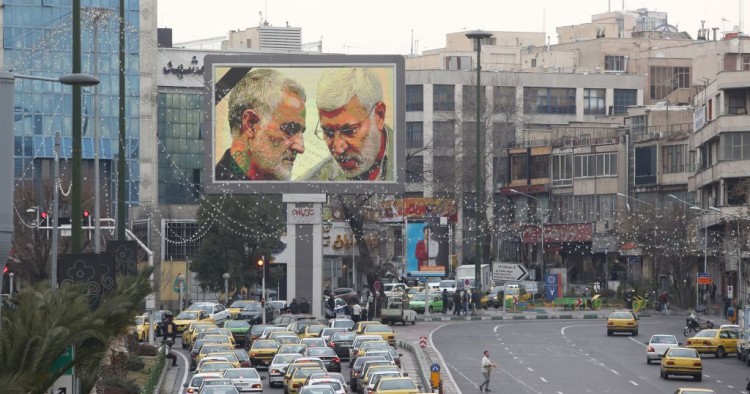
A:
396 339 432 392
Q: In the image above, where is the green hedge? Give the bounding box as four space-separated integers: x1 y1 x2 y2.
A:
140 348 166 394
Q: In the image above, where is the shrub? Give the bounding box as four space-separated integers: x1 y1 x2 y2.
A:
126 355 145 371
100 375 140 394
138 343 158 357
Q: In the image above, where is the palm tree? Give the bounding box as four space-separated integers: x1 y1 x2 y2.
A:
0 269 153 394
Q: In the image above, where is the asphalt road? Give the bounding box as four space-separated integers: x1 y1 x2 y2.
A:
431 315 749 394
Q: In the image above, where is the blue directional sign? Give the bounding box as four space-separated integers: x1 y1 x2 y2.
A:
545 274 559 301
430 363 441 372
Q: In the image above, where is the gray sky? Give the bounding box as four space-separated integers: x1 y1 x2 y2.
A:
158 0 747 54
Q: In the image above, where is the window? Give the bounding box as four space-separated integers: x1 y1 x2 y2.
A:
510 154 528 181
530 155 549 179
604 55 625 72
164 221 200 260
405 85 423 111
406 122 423 148
631 115 647 134
725 178 750 206
662 144 687 173
433 155 455 188
493 86 515 113
552 154 573 186
462 122 477 154
613 89 637 114
524 87 576 114
635 146 656 185
463 85 477 113
584 88 606 115
742 55 750 71
492 122 513 151
405 156 423 183
433 85 455 111
432 120 455 151
722 132 750 160
445 56 472 71
650 66 691 100
727 89 747 115
573 153 617 178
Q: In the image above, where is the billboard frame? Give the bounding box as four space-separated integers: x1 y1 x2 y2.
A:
203 54 405 195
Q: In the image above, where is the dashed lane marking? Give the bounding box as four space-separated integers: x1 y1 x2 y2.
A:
527 367 534 372
629 380 639 386
540 377 548 382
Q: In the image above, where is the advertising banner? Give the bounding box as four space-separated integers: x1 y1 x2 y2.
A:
204 54 404 195
379 198 458 223
405 221 448 276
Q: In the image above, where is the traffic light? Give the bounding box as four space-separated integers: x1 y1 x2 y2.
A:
40 211 49 228
256 258 264 268
82 209 91 227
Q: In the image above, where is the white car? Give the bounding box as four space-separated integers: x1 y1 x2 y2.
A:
438 280 457 294
183 372 222 394
305 377 347 394
222 367 265 392
268 353 302 387
188 302 231 322
646 334 680 364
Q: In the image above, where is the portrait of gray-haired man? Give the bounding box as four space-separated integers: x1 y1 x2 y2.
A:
306 68 393 181
215 68 307 181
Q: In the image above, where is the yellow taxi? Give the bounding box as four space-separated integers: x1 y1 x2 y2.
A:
298 324 327 339
686 328 739 357
672 389 716 394
268 331 296 341
249 339 281 367
372 376 420 394
660 347 702 381
228 299 257 319
606 311 638 336
195 343 234 364
207 352 242 368
361 365 402 391
362 324 396 346
197 360 234 375
353 321 381 334
133 315 149 341
284 366 326 394
202 334 235 347
184 323 219 349
174 310 214 334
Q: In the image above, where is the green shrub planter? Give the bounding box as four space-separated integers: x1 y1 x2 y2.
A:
140 351 165 394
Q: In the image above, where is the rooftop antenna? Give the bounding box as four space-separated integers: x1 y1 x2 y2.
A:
740 0 745 32
258 11 263 27
410 29 414 56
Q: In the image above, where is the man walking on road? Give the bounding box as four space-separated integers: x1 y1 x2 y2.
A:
478 350 497 392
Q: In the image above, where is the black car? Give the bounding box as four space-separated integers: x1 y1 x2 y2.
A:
236 303 279 324
329 331 357 360
305 346 342 372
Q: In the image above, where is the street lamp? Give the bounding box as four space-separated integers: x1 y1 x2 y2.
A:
510 189 545 279
616 193 655 211
258 256 267 324
466 30 493 310
669 194 708 308
222 272 230 307
709 206 746 307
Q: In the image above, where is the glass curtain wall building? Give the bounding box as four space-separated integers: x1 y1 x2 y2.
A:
4 0 141 216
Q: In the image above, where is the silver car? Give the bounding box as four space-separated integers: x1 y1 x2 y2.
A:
646 334 680 364
222 368 265 392
268 353 302 387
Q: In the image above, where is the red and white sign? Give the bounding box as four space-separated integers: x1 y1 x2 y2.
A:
287 205 321 224
419 336 427 349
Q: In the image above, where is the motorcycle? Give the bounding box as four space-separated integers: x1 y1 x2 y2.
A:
683 311 714 336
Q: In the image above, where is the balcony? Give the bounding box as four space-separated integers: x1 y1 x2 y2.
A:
693 114 750 147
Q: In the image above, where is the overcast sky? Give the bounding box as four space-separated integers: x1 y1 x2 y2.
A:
158 0 747 54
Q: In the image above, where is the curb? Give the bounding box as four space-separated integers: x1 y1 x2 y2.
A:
417 313 608 321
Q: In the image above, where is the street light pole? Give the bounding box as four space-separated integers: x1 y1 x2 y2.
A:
466 30 493 311
222 272 230 307
511 189 544 280
259 256 267 325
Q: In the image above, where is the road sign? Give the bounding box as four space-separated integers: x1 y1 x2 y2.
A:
419 336 427 349
49 346 74 394
492 263 529 281
430 363 441 389
697 272 712 285
374 281 382 291
545 273 561 301
463 278 471 286
728 285 734 299
173 274 186 294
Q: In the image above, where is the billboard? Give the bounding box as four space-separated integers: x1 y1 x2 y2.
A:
405 221 449 277
203 54 404 195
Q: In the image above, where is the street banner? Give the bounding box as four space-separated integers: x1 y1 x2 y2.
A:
106 240 139 276
58 253 116 309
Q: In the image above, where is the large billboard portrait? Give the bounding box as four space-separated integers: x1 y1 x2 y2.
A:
203 54 405 195
405 221 449 277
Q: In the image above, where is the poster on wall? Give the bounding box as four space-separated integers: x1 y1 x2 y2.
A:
405 221 448 276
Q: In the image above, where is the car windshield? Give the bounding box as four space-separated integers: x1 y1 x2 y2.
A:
201 362 232 372
232 350 250 361
364 325 392 333
250 325 268 335
669 348 699 358
273 354 301 364
223 321 249 329
650 335 677 344
202 345 231 354
411 294 427 301
294 368 326 379
176 311 200 320
380 379 417 390
307 326 326 334
298 387 335 394
694 330 717 338
332 320 355 329
332 332 356 341
242 304 263 312
200 387 239 394
610 312 633 319
311 381 343 390
253 341 280 349
223 369 259 379
307 347 335 357
229 300 254 309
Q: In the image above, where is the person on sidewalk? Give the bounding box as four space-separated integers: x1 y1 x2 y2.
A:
453 291 461 315
442 289 449 315
478 350 497 392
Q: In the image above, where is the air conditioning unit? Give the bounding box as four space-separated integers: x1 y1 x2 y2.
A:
595 220 613 233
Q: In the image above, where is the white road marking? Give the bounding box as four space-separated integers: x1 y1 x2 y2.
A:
494 325 499 333
445 362 479 389
429 323 460 393
717 380 723 383
558 392 564 394
175 343 190 390
629 380 639 386
540 377 548 382
527 367 534 372
727 385 734 389
610 369 619 375
628 337 647 347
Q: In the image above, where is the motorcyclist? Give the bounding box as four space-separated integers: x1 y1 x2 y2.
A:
161 311 177 343
625 289 635 309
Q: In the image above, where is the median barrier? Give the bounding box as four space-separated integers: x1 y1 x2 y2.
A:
396 339 432 392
